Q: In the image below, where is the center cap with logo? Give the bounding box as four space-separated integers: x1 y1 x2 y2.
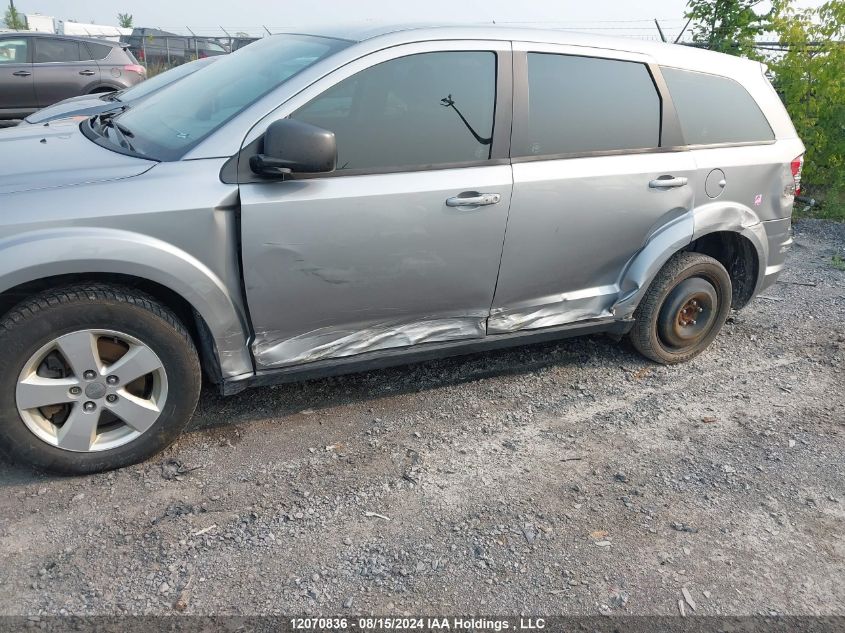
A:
85 382 107 399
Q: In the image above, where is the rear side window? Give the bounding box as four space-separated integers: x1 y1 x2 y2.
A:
0 38 29 64
661 67 774 145
85 41 114 61
292 51 497 171
516 53 661 157
34 38 81 63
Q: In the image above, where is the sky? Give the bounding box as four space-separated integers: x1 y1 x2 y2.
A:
6 0 828 40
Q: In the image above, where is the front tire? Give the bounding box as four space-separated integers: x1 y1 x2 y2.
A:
629 252 732 364
0 285 201 474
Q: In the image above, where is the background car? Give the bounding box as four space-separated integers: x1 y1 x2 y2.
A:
0 32 146 120
21 56 220 125
120 28 228 66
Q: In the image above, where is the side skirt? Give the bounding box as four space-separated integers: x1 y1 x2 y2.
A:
220 317 634 396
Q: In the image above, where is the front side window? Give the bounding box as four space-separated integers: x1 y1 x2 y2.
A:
661 67 774 145
516 53 661 157
0 38 28 64
291 51 497 171
34 38 81 63
109 34 349 160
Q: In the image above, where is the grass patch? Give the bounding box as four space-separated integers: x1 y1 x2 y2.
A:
831 255 845 271
794 186 845 221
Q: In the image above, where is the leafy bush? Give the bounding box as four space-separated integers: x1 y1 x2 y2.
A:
769 0 845 219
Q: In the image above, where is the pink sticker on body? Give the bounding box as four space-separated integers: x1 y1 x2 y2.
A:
754 194 763 206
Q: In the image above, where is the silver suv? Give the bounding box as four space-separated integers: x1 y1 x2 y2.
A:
0 26 804 473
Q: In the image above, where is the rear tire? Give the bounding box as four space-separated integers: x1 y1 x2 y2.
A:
0 285 201 474
629 252 732 364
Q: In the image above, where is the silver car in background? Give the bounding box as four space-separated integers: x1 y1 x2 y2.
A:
0 26 804 473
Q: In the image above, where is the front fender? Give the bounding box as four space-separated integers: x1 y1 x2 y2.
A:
613 202 768 319
0 227 253 379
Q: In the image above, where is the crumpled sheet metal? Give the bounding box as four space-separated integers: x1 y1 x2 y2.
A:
254 316 487 368
487 284 618 333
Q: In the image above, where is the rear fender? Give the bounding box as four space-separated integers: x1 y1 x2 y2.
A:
613 202 768 318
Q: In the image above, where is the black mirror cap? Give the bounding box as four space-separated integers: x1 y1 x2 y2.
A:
250 119 337 177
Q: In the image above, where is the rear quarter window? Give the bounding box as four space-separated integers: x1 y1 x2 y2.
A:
85 41 114 61
661 66 774 145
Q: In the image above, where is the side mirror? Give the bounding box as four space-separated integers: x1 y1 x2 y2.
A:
250 119 337 177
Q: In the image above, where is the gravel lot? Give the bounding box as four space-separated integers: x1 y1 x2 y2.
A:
0 219 843 617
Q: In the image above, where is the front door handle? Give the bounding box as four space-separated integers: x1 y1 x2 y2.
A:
12 70 31 77
649 176 688 189
446 192 501 207
79 69 96 76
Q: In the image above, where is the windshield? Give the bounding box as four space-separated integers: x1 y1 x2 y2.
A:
119 57 218 103
110 34 349 160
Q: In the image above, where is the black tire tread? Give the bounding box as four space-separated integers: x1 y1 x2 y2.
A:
0 284 201 473
629 252 731 364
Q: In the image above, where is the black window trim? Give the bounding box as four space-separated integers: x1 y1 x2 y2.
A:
226 47 514 184
510 50 686 164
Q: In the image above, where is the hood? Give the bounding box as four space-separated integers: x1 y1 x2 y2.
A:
24 94 120 125
0 118 156 196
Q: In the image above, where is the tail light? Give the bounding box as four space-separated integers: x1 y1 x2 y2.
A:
124 64 146 76
790 155 804 197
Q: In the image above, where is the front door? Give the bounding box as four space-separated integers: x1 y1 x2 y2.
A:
239 44 513 369
490 45 696 332
0 36 35 116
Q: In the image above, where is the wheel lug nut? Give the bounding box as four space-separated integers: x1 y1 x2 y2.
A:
691 320 697 325
83 370 97 380
698 307 704 312
83 401 97 412
69 386 81 395
106 375 119 386
106 394 118 403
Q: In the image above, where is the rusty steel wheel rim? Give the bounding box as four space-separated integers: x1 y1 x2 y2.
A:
657 277 719 350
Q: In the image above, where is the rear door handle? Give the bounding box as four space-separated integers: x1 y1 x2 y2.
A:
12 70 31 77
446 192 501 207
649 176 688 189
79 70 96 76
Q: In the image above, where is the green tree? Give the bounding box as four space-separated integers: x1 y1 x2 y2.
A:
769 0 845 216
117 12 133 28
3 2 26 30
684 0 770 58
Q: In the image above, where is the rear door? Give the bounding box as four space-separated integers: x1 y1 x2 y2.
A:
490 43 697 333
238 41 514 369
0 36 35 115
32 37 101 106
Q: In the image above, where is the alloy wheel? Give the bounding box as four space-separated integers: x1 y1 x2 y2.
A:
15 329 168 452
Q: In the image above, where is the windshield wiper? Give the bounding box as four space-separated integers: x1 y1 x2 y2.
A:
91 108 138 153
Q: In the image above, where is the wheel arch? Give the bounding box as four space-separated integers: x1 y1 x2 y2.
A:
0 228 254 382
614 203 768 318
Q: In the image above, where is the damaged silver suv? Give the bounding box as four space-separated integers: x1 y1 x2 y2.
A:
0 26 804 473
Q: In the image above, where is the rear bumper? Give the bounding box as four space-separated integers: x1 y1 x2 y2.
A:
759 217 794 291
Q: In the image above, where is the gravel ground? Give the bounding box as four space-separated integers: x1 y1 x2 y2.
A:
0 219 843 617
